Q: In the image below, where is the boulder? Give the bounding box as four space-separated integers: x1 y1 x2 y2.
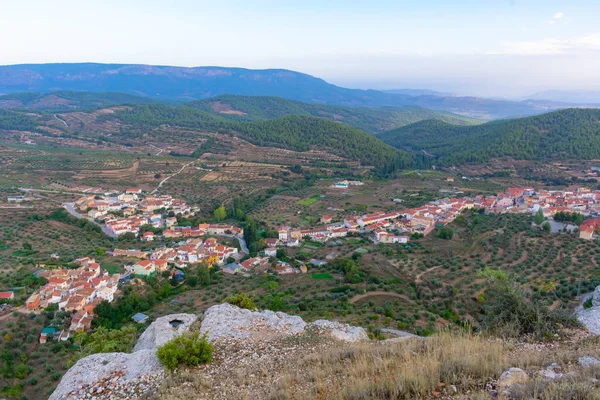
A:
577 307 600 334
498 368 529 389
579 356 600 368
200 303 306 342
538 362 563 380
133 313 198 352
52 313 196 400
310 320 368 342
593 286 600 307
49 350 162 400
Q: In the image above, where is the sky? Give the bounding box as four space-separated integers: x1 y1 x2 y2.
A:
1 0 600 97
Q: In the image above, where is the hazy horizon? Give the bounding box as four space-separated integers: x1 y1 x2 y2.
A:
2 0 600 98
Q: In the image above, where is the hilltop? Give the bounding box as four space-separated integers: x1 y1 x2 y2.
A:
380 108 600 165
186 95 480 134
0 91 157 111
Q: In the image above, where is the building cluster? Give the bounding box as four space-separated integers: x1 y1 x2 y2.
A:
275 186 600 246
162 223 243 239
76 189 197 237
123 237 240 276
25 258 120 340
330 180 364 189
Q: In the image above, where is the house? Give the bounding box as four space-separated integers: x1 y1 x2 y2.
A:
126 188 143 195
96 286 117 302
132 313 149 324
264 248 277 257
580 219 600 240
0 291 14 301
321 215 333 224
26 294 40 310
223 263 243 274
278 226 290 242
39 327 56 344
152 259 169 273
265 238 279 248
142 232 155 241
132 260 156 276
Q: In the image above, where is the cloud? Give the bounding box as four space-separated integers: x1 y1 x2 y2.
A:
548 11 564 24
489 33 600 55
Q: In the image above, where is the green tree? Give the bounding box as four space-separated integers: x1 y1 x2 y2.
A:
542 222 551 232
197 264 211 287
213 206 227 222
534 208 544 225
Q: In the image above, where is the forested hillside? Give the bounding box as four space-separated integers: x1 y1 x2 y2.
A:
100 104 416 173
187 95 480 134
0 91 156 111
380 108 600 165
0 109 38 131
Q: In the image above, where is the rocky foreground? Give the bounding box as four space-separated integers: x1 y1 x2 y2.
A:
50 304 369 400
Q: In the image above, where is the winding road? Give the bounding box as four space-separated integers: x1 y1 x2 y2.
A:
62 202 118 238
54 114 69 127
148 143 164 156
151 160 196 194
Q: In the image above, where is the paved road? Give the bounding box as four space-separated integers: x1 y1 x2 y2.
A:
151 160 195 194
54 114 69 127
63 202 118 238
148 143 164 156
214 233 249 254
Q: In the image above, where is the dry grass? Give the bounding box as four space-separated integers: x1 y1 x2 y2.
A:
277 330 506 400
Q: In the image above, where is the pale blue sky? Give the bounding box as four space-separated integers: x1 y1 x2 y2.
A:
1 0 600 96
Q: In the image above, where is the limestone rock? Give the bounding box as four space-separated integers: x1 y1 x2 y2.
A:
579 356 600 368
133 313 198 352
538 363 563 380
52 313 196 400
577 307 600 334
310 320 368 342
498 368 529 389
200 303 306 342
49 350 162 400
593 286 600 307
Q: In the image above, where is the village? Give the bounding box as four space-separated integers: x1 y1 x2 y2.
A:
15 258 121 343
9 184 600 345
275 186 600 246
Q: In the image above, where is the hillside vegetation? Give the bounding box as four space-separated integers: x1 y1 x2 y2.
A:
380 108 600 165
187 95 480 134
0 91 156 111
100 104 416 173
0 109 38 131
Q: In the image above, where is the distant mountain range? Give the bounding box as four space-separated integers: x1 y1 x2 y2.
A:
526 90 600 105
0 63 594 119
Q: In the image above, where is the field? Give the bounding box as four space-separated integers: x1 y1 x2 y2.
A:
297 195 321 206
311 273 333 280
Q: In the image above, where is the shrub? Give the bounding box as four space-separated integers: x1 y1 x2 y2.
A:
479 269 577 339
584 297 593 310
225 293 256 311
156 332 213 371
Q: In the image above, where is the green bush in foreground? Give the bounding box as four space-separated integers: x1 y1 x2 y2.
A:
156 332 213 371
225 293 257 310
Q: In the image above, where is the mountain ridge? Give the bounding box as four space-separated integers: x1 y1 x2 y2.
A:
0 62 575 119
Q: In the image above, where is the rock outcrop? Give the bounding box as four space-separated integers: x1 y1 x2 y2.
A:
310 319 369 342
51 314 197 400
199 303 368 343
52 304 368 399
497 367 529 389
593 286 600 307
133 313 198 352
